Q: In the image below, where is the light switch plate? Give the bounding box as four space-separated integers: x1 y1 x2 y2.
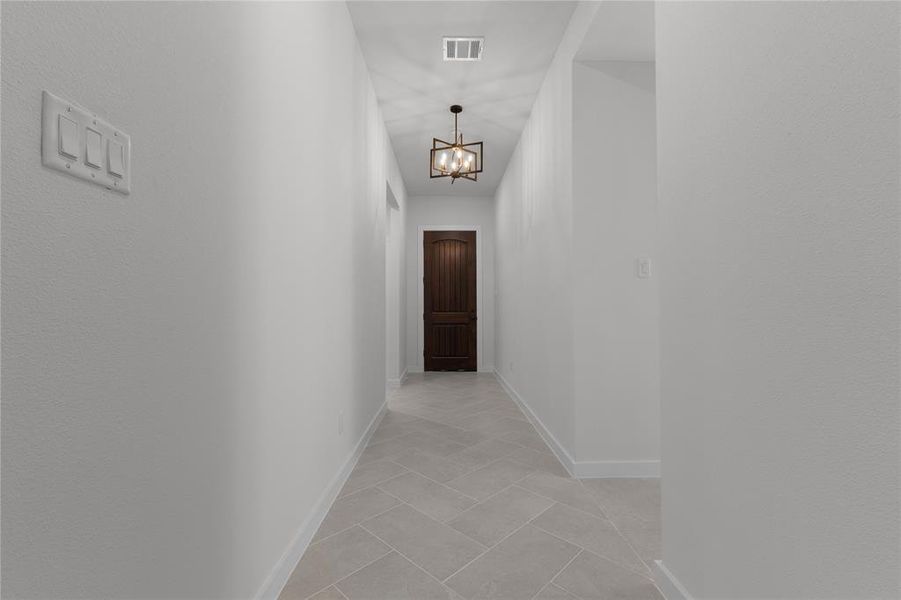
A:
637 257 651 279
41 91 131 194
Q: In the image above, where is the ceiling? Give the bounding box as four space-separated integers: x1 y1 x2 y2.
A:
347 1 577 197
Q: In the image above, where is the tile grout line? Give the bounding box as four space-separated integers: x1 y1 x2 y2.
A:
354 519 465 596
531 549 584 600
395 398 527 429
513 484 608 522
391 450 486 484
439 431 550 485
362 499 490 551
307 495 407 548
337 464 411 499
380 398 531 444
392 404 504 429
443 480 530 524
573 479 660 581
330 585 350 600
528 520 653 581
371 484 407 506
521 466 659 582
381 459 484 505
367 484 487 536
444 442 521 470
440 455 535 493
445 468 648 582
439 499 560 586
332 474 408 504
300 543 394 600
533 582 583 600
366 420 422 445
440 405 530 428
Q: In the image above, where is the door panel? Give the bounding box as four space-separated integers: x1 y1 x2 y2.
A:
424 231 476 371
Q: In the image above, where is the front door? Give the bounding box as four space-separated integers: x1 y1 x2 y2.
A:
423 230 477 371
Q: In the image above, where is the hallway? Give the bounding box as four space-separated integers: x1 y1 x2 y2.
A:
2 2 899 598
280 374 662 600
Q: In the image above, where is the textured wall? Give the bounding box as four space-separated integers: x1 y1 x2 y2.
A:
386 185 407 383
656 2 900 597
1 2 405 598
572 61 659 467
493 2 601 456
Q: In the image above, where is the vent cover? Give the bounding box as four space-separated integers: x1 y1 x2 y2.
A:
443 37 483 61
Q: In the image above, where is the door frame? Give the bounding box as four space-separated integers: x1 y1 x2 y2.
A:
418 225 483 372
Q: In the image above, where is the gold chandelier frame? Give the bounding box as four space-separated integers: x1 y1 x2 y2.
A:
430 105 483 183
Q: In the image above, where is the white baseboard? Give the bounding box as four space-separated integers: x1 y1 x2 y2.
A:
653 561 694 600
386 368 408 390
406 366 494 375
494 370 660 479
255 401 387 600
494 370 578 478
573 459 660 479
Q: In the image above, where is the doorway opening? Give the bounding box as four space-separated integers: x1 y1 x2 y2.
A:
385 184 403 387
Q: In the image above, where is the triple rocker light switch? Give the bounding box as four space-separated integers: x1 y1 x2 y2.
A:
41 91 131 194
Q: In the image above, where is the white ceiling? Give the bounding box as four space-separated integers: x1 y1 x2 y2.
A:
347 1 577 197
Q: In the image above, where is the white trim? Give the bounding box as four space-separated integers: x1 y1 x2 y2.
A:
494 370 577 477
653 561 695 600
494 370 660 479
255 402 388 600
406 365 495 376
386 368 408 390
574 459 660 479
417 226 483 371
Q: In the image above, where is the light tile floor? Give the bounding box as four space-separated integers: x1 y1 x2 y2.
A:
280 373 663 600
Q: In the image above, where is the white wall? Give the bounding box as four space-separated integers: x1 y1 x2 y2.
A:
1 2 406 599
572 61 659 470
494 2 600 460
656 2 900 598
496 2 659 475
405 196 495 373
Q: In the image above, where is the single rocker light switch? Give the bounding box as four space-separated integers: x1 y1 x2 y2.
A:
107 140 125 177
58 115 79 159
85 128 102 168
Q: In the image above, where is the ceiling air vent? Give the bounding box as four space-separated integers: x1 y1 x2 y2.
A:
443 37 483 61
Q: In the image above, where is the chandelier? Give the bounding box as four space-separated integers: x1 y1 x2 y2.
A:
430 105 483 183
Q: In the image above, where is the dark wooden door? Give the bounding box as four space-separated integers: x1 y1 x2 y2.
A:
424 230 477 371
